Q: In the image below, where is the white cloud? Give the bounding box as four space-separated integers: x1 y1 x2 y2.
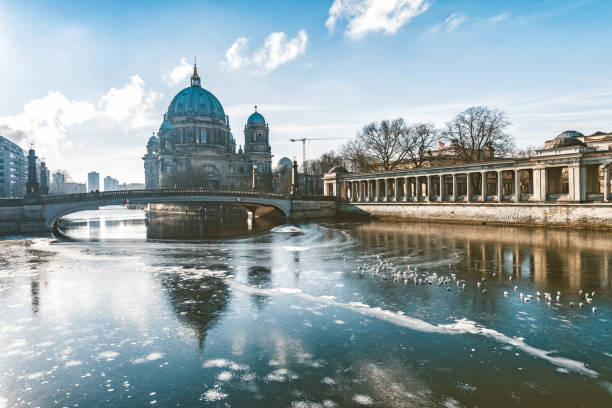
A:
163 57 193 86
0 75 162 154
99 75 163 128
325 0 430 40
431 12 466 34
224 30 308 74
225 37 250 70
489 12 509 24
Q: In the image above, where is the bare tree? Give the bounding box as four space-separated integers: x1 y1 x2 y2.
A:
307 151 345 177
340 119 408 172
441 106 514 163
403 123 438 168
515 145 540 158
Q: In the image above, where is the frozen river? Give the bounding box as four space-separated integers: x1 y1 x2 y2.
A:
0 207 610 407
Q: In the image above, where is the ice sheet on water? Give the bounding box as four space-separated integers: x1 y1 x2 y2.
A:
200 386 228 402
352 394 373 405
230 281 600 378
266 368 298 382
65 360 82 367
284 246 309 251
271 225 303 233
291 401 337 408
96 351 119 360
217 371 233 381
132 353 164 364
27 371 44 380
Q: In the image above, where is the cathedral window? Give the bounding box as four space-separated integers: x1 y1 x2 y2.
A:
257 133 262 142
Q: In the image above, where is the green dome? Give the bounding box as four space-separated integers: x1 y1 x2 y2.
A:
166 86 226 122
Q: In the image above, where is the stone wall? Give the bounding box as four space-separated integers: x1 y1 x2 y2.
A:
0 205 46 235
339 202 612 228
289 200 336 219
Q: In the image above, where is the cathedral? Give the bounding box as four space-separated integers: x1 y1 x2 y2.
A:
143 63 273 191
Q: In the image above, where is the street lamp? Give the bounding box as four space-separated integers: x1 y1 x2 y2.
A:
252 164 257 190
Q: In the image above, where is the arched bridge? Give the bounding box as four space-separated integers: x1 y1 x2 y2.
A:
0 189 338 234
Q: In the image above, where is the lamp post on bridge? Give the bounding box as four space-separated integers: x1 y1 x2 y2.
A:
252 164 257 191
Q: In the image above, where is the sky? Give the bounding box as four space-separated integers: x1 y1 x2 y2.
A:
1 0 611 184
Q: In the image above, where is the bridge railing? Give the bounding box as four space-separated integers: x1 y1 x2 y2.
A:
0 198 24 207
40 188 292 203
0 190 337 206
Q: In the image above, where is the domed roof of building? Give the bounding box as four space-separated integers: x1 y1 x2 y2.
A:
160 120 174 131
148 135 158 144
275 157 292 173
247 106 265 125
551 130 586 148
166 64 226 122
327 165 348 174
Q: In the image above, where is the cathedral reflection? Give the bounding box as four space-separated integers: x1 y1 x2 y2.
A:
160 270 230 349
247 265 272 309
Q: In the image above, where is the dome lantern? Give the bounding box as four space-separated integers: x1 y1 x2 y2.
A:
191 58 201 87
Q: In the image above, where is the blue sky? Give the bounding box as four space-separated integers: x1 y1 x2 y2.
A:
1 0 611 184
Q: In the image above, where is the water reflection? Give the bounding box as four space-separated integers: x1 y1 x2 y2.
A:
247 265 272 309
160 269 230 349
354 221 612 291
60 206 281 241
1 215 610 407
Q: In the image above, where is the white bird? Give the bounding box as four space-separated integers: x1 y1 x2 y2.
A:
579 302 584 308
592 307 597 313
509 276 513 281
477 282 482 288
514 285 518 291
504 291 509 297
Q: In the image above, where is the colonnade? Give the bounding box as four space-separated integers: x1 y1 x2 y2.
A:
330 163 612 203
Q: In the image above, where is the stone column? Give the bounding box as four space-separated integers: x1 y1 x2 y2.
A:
481 172 487 202
415 177 421 202
514 170 520 202
403 177 408 201
497 171 503 202
466 173 471 202
452 174 457 202
374 179 380 201
439 175 444 202
426 176 431 202
605 164 610 202
394 178 399 202
580 165 587 202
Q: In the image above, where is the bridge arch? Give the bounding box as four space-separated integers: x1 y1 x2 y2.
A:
41 189 292 231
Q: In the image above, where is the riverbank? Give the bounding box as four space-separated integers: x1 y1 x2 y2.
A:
339 202 612 229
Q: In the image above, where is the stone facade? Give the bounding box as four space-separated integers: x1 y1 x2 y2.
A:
143 64 272 191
